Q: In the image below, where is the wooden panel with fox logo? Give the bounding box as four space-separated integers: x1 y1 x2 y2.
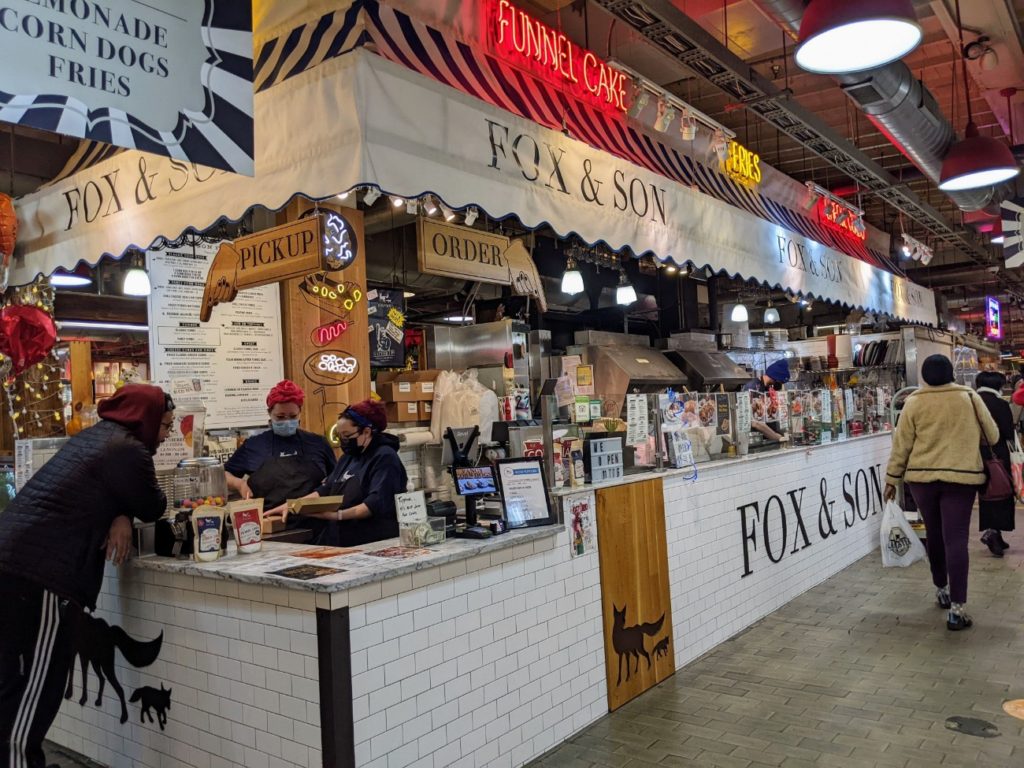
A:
596 478 675 710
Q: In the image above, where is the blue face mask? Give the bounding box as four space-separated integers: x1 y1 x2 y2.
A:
271 419 299 437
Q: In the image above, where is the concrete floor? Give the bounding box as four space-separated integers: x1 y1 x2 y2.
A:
45 519 1024 768
527 522 1024 768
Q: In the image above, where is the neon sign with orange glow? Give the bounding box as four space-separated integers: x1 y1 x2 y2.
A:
493 0 627 112
818 198 866 242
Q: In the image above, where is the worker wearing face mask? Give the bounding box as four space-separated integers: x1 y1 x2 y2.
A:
265 399 408 546
224 381 336 523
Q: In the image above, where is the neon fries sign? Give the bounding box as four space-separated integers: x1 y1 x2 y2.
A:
493 0 627 112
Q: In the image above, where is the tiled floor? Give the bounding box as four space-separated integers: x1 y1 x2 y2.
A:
527 522 1024 768
44 519 1024 768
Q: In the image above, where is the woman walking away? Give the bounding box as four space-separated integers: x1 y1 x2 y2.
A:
976 371 1016 557
884 354 999 631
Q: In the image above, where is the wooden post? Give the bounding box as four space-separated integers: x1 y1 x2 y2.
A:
67 340 93 435
279 201 370 445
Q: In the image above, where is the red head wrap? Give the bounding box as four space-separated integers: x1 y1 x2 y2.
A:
98 384 172 454
266 380 305 409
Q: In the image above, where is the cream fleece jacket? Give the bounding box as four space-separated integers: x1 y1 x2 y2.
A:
885 383 999 486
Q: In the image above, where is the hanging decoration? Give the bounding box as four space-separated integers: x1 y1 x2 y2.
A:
0 193 17 293
0 278 64 440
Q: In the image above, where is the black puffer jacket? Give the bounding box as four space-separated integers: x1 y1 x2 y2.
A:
0 420 166 608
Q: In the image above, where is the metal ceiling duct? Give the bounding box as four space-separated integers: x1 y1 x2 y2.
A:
750 0 995 212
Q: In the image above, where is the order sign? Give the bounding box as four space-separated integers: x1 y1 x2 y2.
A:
0 1 254 174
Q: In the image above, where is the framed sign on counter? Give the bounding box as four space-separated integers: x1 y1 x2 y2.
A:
496 458 555 529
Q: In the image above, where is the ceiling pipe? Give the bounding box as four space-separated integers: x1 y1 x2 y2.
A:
749 0 1000 212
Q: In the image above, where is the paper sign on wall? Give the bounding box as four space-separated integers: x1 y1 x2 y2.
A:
625 394 649 445
576 365 595 396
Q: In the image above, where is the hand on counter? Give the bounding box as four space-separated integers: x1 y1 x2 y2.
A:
104 515 133 566
264 501 289 522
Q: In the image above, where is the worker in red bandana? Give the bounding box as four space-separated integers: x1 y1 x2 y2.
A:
224 380 336 521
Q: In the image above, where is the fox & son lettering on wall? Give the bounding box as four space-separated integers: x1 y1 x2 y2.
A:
737 463 885 578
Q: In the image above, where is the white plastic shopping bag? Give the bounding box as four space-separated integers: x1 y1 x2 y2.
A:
880 500 927 568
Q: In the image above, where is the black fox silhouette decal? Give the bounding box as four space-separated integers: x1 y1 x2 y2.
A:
611 605 665 685
130 684 172 731
653 636 670 659
64 613 163 724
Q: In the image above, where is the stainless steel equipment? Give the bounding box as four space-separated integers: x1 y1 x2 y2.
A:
664 349 752 391
583 345 685 419
428 319 530 393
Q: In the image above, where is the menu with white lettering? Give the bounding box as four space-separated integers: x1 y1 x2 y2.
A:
147 243 283 429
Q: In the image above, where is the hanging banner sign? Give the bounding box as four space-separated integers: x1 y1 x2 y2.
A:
0 0 254 175
1000 197 1024 269
200 216 325 322
418 218 512 284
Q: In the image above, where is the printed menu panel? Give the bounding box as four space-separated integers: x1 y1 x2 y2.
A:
147 242 284 429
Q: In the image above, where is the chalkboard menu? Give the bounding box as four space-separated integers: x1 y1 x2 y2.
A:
368 288 407 367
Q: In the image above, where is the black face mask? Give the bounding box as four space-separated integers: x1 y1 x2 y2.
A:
340 436 364 455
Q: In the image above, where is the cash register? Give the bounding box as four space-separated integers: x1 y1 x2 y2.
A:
443 426 503 538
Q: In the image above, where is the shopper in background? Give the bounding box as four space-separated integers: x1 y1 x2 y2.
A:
884 354 999 631
0 384 173 768
975 371 1016 557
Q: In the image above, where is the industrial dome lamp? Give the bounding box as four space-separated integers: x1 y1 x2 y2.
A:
795 0 922 74
939 0 1020 191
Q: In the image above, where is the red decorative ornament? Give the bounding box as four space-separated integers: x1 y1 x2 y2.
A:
0 305 57 375
0 193 16 259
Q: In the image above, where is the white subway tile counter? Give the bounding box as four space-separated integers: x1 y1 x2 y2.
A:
48 434 893 768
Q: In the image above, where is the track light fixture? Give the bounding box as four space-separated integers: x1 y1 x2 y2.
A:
362 188 381 206
464 207 479 227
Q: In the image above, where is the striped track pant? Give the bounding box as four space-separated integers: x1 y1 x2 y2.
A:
0 580 78 768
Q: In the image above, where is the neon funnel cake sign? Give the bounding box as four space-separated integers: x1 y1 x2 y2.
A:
492 0 627 112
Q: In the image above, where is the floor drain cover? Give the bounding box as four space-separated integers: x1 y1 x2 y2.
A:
944 716 1000 738
1003 700 1024 721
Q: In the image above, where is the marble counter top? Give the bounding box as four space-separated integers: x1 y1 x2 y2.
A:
131 524 561 593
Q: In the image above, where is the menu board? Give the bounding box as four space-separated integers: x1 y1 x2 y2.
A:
147 243 284 429
625 394 649 445
367 288 406 368
735 391 751 434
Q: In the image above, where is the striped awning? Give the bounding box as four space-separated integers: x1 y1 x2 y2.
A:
11 46 936 324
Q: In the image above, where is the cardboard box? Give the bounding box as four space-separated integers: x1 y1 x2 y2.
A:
418 400 433 421
386 401 421 423
377 370 441 402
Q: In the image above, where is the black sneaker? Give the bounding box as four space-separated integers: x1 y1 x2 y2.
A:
936 588 951 609
996 532 1010 551
947 611 973 631
981 530 1004 558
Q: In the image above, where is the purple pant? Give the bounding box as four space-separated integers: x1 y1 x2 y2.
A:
906 481 976 604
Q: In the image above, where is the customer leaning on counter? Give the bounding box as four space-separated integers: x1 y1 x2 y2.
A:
266 399 408 546
0 384 174 768
224 380 336 518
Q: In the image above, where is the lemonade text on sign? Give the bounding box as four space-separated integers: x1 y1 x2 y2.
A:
493 0 626 112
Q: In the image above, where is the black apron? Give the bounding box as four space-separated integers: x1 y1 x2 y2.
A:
246 436 326 510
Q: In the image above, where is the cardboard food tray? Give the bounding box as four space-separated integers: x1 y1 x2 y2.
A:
288 495 345 515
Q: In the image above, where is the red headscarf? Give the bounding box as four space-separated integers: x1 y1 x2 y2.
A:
97 384 172 454
344 399 387 432
267 380 305 409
